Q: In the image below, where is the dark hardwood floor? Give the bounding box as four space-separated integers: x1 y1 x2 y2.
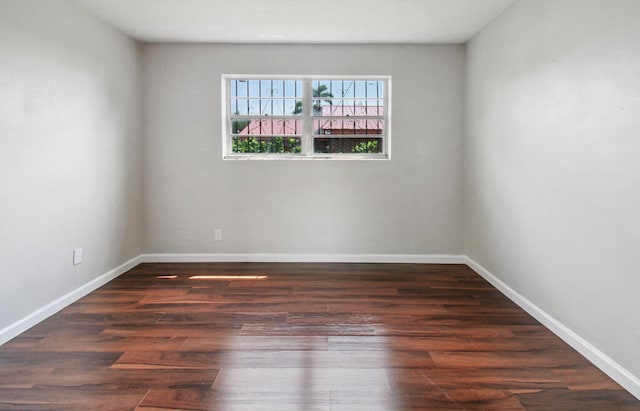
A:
0 263 638 410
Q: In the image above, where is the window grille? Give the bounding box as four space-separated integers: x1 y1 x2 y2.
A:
223 75 390 159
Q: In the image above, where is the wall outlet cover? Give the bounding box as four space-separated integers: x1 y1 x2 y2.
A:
73 248 83 265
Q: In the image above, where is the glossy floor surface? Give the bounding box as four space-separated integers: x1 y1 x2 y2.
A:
0 263 638 410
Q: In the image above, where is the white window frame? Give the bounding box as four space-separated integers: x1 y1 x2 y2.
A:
222 75 391 160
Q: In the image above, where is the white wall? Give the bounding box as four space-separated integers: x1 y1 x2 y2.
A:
2 0 639 397
0 1 143 334
465 0 640 383
142 44 465 256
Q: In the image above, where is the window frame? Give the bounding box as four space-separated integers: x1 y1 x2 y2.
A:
221 74 391 160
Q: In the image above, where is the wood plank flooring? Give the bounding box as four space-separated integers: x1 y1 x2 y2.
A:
0 262 638 410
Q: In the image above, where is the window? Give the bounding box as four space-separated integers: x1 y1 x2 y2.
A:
222 75 390 159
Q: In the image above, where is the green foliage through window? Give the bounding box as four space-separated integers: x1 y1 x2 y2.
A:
232 136 302 154
352 140 379 153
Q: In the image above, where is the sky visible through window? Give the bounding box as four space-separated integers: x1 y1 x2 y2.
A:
230 79 385 117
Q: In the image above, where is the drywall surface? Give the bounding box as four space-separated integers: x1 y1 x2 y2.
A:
142 44 464 255
0 1 143 332
465 0 640 378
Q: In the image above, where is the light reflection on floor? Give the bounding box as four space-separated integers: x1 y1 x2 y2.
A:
211 325 402 410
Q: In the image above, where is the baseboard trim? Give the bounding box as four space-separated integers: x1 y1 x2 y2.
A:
0 255 143 346
6 253 636 400
465 257 640 400
141 253 467 264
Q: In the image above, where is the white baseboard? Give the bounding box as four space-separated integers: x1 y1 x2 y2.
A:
141 253 467 264
0 255 143 346
4 252 637 400
0 253 463 346
465 257 640 400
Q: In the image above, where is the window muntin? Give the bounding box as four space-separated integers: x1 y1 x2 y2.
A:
223 76 390 159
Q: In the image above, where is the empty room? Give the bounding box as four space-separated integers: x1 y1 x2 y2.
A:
1 0 639 409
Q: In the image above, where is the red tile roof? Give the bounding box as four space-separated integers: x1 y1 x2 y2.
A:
237 105 383 136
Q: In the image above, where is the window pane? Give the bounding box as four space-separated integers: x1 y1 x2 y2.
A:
248 80 261 97
230 99 249 115
225 76 388 158
312 80 333 99
232 119 302 136
235 80 247 97
232 136 302 154
312 100 383 116
314 137 383 154
283 80 303 98
286 99 302 115
231 119 251 134
367 81 384 98
369 100 384 112
338 80 355 98
232 99 300 116
313 118 384 136
230 79 303 99
353 80 366 98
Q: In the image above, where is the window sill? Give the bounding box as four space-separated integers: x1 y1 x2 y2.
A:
223 153 390 161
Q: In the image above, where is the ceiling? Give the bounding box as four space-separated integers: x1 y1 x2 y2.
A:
73 0 516 44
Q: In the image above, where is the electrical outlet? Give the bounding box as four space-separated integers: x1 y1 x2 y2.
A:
214 229 223 241
73 248 83 265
